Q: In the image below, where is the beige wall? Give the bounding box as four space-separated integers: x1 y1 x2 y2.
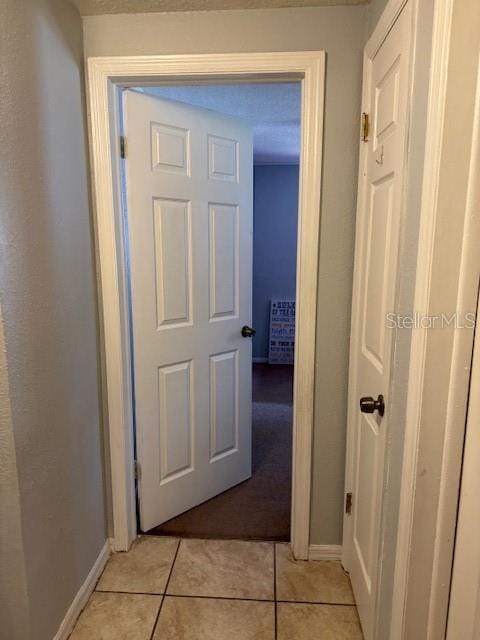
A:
0 1 106 638
366 0 389 36
83 4 367 545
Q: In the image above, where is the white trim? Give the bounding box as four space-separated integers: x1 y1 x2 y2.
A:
53 540 110 640
86 51 325 559
446 58 480 637
389 1 454 637
308 544 342 561
252 357 268 364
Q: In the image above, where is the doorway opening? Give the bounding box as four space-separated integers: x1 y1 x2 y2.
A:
87 51 324 558
121 83 300 542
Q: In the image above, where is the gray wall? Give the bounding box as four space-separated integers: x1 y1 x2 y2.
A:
0 1 106 638
83 4 366 546
0 308 30 640
253 165 299 360
366 0 389 37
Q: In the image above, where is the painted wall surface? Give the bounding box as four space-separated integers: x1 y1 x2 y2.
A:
366 0 389 37
253 165 299 360
0 1 106 638
0 308 30 639
83 4 366 545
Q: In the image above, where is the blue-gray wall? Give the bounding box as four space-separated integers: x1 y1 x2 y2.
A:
253 164 299 360
0 1 106 638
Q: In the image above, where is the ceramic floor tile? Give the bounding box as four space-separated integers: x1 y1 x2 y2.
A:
69 592 161 640
276 543 354 604
153 596 275 639
166 538 274 600
277 603 363 640
96 536 179 594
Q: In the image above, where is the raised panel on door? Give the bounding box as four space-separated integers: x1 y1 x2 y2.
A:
209 203 239 320
208 135 239 182
153 198 192 328
362 180 394 369
353 412 381 593
158 360 194 484
374 57 401 147
210 350 238 460
151 122 191 175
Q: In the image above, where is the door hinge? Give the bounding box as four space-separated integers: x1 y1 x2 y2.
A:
134 460 141 481
362 112 370 142
345 492 353 515
120 135 127 159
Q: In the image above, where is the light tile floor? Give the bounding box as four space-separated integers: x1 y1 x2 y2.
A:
70 537 364 640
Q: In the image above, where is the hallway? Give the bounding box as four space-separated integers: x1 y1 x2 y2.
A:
147 364 293 541
70 536 363 639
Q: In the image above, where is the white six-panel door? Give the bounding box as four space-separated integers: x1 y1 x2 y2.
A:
123 90 253 531
342 4 413 638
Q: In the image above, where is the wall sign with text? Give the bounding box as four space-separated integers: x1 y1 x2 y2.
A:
268 300 295 364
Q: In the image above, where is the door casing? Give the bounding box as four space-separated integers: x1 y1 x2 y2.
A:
343 0 480 638
87 51 325 558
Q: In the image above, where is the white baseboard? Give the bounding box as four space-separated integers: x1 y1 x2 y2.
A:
53 539 111 640
308 544 342 561
252 357 268 363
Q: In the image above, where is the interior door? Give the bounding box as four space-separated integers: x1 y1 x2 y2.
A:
123 90 253 531
342 4 413 638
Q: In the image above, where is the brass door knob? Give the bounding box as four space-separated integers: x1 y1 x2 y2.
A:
241 325 256 338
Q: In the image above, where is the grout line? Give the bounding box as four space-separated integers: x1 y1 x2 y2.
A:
96 589 165 597
147 597 162 640
163 593 272 603
274 543 278 640
276 600 356 607
148 538 182 640
95 589 354 607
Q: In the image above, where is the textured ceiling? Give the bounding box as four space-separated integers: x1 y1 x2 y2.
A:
73 0 368 16
137 83 301 164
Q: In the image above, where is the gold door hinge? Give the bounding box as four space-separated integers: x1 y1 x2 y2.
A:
362 113 370 142
120 135 127 159
345 492 353 515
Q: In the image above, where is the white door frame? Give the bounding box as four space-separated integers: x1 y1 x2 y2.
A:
388 0 455 636
343 0 480 638
355 0 480 638
446 50 480 639
86 51 325 556
390 0 480 635
447 275 480 638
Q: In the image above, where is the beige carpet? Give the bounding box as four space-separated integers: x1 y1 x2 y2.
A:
146 364 293 541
